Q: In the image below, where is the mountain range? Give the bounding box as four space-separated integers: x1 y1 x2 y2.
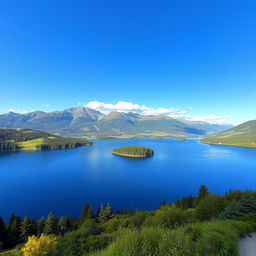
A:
0 107 233 138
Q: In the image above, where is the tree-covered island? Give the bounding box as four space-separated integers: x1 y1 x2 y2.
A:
0 129 92 151
112 145 154 158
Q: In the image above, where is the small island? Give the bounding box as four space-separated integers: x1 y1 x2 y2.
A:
112 145 154 158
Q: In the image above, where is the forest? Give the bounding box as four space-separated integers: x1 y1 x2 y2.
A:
0 129 91 150
1 186 256 256
112 145 154 157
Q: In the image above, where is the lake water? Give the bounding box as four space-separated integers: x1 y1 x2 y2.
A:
1 138 256 220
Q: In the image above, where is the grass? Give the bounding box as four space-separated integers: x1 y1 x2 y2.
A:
16 138 45 150
0 250 21 256
91 220 256 256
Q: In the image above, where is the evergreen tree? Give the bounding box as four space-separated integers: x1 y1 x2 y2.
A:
44 213 58 235
198 185 209 201
7 214 21 247
79 203 93 226
219 194 256 220
20 216 32 242
105 203 113 219
0 216 6 249
219 200 243 220
97 204 106 222
239 194 256 215
58 216 70 236
37 216 46 236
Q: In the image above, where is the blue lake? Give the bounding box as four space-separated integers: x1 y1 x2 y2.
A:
1 138 256 220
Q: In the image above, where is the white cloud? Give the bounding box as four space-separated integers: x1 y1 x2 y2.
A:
182 115 231 125
7 108 32 114
84 101 232 124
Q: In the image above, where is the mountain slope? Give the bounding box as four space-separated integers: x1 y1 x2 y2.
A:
0 107 231 137
201 120 256 148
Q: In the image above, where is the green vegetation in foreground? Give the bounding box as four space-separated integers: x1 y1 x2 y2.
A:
1 186 256 256
201 120 256 148
112 145 154 158
0 129 91 151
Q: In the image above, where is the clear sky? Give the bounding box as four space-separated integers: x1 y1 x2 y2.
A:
0 0 256 124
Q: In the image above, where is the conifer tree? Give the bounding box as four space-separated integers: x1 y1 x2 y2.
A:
198 185 209 202
105 203 113 219
79 203 93 226
7 214 21 247
37 216 46 236
0 216 6 249
20 216 33 242
44 213 58 235
58 216 70 235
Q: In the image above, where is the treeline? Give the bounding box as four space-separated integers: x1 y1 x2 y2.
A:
0 203 113 250
36 138 92 150
1 186 256 256
0 141 17 150
112 145 154 157
0 129 51 142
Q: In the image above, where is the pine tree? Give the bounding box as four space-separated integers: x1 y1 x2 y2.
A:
97 204 106 222
44 213 58 235
219 200 243 220
0 216 6 249
239 194 256 215
79 203 93 226
58 216 70 235
7 214 21 247
20 216 32 242
105 203 113 219
219 194 256 220
37 216 46 236
198 185 209 201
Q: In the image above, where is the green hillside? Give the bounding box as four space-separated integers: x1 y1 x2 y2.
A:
1 187 256 256
112 145 154 157
201 120 256 148
0 129 91 151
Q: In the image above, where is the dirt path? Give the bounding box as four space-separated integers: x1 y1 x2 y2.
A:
239 233 256 256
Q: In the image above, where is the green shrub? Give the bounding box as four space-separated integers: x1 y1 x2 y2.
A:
79 219 102 235
197 231 237 256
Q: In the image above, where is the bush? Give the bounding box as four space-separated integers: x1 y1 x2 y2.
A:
21 234 57 256
79 220 102 236
50 231 113 256
143 205 195 229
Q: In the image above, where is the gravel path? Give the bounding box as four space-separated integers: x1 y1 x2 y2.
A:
239 233 256 256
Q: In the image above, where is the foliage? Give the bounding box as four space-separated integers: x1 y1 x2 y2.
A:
196 195 226 221
0 129 91 151
50 231 112 256
2 188 256 256
219 193 256 220
21 234 57 256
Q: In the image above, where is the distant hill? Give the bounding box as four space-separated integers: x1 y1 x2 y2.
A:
0 107 232 138
201 120 256 148
0 128 91 151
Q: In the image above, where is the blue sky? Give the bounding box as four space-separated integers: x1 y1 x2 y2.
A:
0 0 256 124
